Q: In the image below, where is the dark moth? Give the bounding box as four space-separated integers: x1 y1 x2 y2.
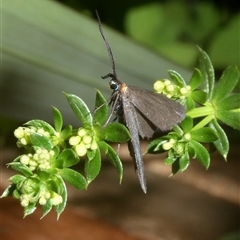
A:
96 12 185 193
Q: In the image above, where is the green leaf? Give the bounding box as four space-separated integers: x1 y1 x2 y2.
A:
188 140 210 169
191 90 207 104
168 70 186 87
212 66 240 103
164 155 176 165
0 184 16 197
180 116 193 132
93 90 108 126
189 68 202 90
85 148 101 184
198 47 215 100
8 162 33 177
146 137 169 154
208 120 229 160
87 149 96 161
9 175 27 184
26 120 56 135
41 199 53 219
186 97 195 110
65 93 92 127
60 125 73 140
215 110 240 131
56 149 79 168
179 152 190 172
23 203 37 218
99 123 130 142
216 94 240 110
30 132 53 150
54 175 67 219
52 106 63 132
59 168 87 190
98 141 123 182
191 127 219 142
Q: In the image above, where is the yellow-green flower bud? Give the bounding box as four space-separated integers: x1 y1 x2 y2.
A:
14 127 25 138
153 80 165 92
75 142 87 156
51 192 63 206
39 196 47 205
90 141 98 150
82 135 92 145
20 154 31 165
184 133 191 140
69 136 81 146
78 128 88 137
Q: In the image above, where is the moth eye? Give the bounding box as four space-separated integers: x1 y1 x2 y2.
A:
110 80 118 90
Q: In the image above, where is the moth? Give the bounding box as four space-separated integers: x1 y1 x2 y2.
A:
96 12 185 193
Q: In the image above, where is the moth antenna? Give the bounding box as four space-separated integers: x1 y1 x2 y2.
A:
95 10 118 79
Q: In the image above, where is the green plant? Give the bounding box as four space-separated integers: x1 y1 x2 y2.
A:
1 48 239 218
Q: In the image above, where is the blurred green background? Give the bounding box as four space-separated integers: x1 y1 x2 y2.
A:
1 0 239 145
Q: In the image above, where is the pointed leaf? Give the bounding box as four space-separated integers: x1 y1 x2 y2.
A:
54 175 67 219
9 175 27 184
191 127 219 143
65 93 92 127
168 70 186 87
212 65 240 103
30 132 53 150
41 199 53 219
198 47 215 100
52 106 63 132
99 123 130 142
57 149 80 168
85 148 101 184
179 152 190 172
93 90 108 125
180 116 193 132
216 110 240 130
59 168 87 190
189 68 202 90
189 140 210 169
209 120 229 160
191 90 207 104
26 120 56 135
8 162 33 177
98 141 123 182
23 204 37 218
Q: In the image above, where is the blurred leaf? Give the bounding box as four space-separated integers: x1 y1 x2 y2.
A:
212 66 240 103
2 0 190 126
209 14 240 68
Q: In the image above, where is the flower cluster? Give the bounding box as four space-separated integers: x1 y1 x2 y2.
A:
20 148 55 171
69 128 98 157
17 177 63 207
153 79 191 99
14 127 50 147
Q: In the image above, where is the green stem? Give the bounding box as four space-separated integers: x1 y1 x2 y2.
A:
191 114 215 131
187 104 214 118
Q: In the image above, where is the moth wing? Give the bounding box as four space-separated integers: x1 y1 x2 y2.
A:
127 86 185 131
121 95 147 193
